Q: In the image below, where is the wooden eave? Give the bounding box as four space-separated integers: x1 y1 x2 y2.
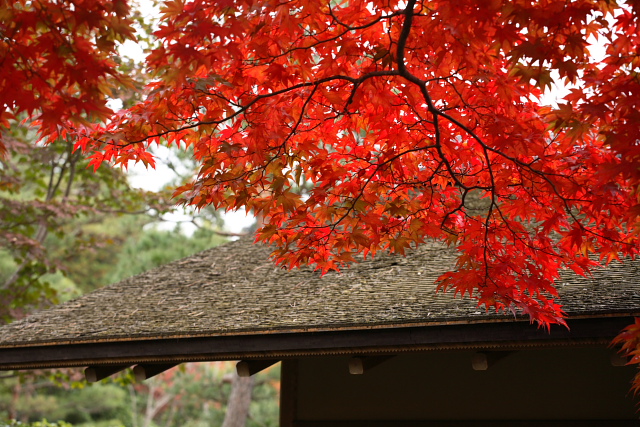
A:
0 315 634 370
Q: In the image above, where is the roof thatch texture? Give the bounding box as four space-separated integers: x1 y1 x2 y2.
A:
1 238 640 347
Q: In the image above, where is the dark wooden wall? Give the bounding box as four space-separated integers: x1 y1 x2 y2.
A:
281 346 639 426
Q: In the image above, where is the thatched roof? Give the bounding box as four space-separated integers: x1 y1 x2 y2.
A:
1 237 639 350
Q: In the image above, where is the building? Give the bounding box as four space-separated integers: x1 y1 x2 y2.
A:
0 238 638 425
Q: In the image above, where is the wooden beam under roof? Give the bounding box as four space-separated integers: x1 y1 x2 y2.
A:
85 364 130 382
133 363 178 381
348 356 394 374
0 317 632 371
236 359 279 377
471 351 512 371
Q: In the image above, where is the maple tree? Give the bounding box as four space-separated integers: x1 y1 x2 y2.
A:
8 0 640 383
68 0 640 322
0 0 136 155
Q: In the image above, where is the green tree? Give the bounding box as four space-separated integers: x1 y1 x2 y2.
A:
1 420 73 427
0 373 130 426
0 126 173 322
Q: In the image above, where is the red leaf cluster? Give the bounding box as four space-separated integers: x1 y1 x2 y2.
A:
0 0 136 151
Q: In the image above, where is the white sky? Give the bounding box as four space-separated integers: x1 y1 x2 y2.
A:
114 0 255 235
126 149 255 235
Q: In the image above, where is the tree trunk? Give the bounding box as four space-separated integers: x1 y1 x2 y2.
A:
222 373 255 427
9 379 20 421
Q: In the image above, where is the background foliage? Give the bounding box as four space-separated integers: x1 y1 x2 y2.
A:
0 363 280 427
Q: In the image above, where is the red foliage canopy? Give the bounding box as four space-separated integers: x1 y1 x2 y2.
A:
0 0 135 154
19 0 640 329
